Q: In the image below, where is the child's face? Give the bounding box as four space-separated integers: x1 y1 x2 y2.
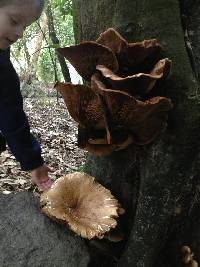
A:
0 2 40 50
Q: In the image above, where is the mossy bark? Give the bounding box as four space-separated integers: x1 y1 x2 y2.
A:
72 0 200 266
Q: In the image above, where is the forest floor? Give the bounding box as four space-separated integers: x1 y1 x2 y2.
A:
0 97 87 194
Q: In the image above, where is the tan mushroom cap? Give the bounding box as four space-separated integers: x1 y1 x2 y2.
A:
181 246 199 267
96 58 171 95
40 172 122 239
91 73 173 145
57 41 119 80
96 28 163 69
54 81 105 130
96 28 127 54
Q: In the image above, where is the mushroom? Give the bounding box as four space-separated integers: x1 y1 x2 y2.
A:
55 28 173 155
96 27 127 54
91 73 173 145
54 81 133 154
40 172 123 239
85 134 133 156
57 41 119 80
181 246 199 267
54 81 105 130
96 28 163 73
96 58 171 95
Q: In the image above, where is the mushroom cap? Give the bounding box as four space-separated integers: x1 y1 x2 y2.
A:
54 81 133 153
84 134 133 156
91 73 173 145
124 39 163 69
54 81 105 129
182 246 192 255
96 28 163 73
96 28 127 54
57 41 119 80
40 172 122 239
96 58 171 95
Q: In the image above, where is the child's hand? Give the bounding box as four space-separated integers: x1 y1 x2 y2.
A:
31 164 54 191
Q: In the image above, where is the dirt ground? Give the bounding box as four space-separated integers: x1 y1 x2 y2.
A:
0 97 87 193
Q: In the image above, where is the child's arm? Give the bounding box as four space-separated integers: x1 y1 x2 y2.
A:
0 49 52 190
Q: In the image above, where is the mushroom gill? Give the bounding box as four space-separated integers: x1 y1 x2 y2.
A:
54 81 105 130
40 172 122 239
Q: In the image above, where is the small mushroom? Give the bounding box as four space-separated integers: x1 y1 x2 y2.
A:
182 246 192 255
103 228 124 242
186 260 199 267
85 134 133 156
57 41 119 80
181 245 199 267
40 172 123 239
96 58 171 95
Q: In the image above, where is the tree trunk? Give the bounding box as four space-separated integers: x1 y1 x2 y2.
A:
180 0 200 84
46 0 71 83
73 0 200 266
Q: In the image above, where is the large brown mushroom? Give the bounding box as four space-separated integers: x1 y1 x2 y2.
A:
55 27 173 155
91 73 173 145
54 81 105 130
54 81 133 154
57 41 119 80
40 172 123 239
96 58 171 95
96 28 163 73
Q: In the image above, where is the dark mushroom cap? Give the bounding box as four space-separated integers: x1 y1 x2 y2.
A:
96 28 163 73
96 58 171 95
57 41 119 80
96 28 127 54
54 81 105 129
91 73 173 145
84 134 133 156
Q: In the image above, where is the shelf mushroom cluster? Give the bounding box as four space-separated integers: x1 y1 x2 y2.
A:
40 172 124 240
55 28 173 156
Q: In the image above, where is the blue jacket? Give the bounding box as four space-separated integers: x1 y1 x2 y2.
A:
0 49 44 171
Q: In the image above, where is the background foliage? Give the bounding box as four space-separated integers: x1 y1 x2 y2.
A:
11 0 74 96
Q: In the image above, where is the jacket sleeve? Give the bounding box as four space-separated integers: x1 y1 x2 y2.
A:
0 49 44 171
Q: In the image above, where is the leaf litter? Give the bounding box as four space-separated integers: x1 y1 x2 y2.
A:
0 97 87 193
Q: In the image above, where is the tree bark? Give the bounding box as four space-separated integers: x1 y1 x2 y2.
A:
180 0 200 84
73 0 200 266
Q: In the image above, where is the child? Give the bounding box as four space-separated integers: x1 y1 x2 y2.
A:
0 0 53 191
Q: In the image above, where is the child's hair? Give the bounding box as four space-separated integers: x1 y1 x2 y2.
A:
0 0 44 15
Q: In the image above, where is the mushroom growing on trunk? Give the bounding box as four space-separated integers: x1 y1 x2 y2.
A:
55 28 173 156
